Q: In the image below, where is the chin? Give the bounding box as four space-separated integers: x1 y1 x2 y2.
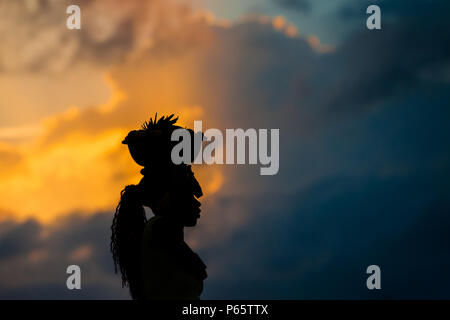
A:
184 218 198 227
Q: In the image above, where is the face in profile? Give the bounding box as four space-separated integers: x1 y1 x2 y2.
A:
139 172 202 227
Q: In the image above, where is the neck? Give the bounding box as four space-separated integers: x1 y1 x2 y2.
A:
162 215 184 240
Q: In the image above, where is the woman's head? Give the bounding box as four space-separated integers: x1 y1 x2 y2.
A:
138 164 202 227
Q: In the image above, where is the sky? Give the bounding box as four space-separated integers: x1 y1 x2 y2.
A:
0 0 449 299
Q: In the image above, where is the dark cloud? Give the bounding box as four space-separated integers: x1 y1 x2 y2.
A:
273 0 311 13
195 0 450 296
326 0 450 116
202 171 450 298
0 220 41 260
339 0 450 20
0 213 129 299
1 0 450 299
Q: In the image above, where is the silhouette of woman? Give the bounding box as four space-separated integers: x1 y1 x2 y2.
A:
110 114 207 300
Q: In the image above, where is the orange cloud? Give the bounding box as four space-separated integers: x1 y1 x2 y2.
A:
0 68 221 223
68 244 93 261
0 0 328 226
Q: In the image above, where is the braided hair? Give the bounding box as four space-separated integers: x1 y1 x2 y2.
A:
110 184 147 299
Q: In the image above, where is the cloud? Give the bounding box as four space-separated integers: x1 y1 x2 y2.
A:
340 0 450 20
2 164 450 299
0 0 219 73
317 23 450 118
273 0 311 13
0 67 113 128
0 220 41 261
1 0 449 232
0 2 330 223
0 143 23 177
0 213 129 299
202 171 450 299
0 0 449 299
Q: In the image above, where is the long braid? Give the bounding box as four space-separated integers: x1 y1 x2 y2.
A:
110 185 147 299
